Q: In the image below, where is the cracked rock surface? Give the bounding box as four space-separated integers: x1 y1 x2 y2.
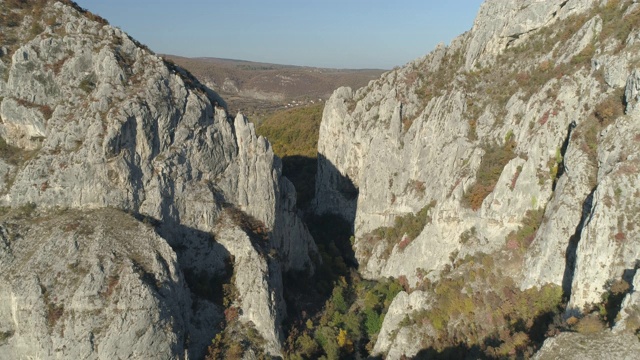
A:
0 1 316 358
314 0 640 357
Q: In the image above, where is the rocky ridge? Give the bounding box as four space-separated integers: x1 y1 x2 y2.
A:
0 1 316 358
315 0 640 357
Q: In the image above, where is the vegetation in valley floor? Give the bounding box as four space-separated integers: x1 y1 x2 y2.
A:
284 273 403 359
256 103 322 159
280 213 408 359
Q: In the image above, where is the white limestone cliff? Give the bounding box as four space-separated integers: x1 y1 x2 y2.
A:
0 1 316 358
465 0 600 69
314 0 640 356
0 209 194 360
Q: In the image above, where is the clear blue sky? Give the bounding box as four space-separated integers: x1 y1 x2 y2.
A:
73 0 484 69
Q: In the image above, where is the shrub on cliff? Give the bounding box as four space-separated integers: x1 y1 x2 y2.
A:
463 138 516 210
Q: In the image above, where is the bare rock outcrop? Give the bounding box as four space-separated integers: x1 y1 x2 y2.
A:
568 105 640 311
0 209 194 360
372 290 431 357
0 1 316 358
533 331 640 360
315 0 640 356
465 0 599 69
613 270 640 332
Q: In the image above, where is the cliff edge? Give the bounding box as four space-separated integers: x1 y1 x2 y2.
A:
0 1 316 358
315 0 640 357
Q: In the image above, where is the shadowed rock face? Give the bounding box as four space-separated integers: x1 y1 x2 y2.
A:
0 1 316 358
314 0 640 356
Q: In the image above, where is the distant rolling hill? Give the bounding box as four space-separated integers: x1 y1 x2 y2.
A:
162 55 386 122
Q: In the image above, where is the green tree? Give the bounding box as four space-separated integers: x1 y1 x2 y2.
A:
296 333 319 357
364 309 383 336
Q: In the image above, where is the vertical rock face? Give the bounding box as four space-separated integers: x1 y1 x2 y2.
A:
613 270 640 332
567 108 640 310
0 210 192 360
372 291 431 358
0 1 315 358
218 114 316 273
215 219 286 354
465 0 598 69
315 0 640 356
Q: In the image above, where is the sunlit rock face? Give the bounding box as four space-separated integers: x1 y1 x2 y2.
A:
315 0 640 356
0 1 316 358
